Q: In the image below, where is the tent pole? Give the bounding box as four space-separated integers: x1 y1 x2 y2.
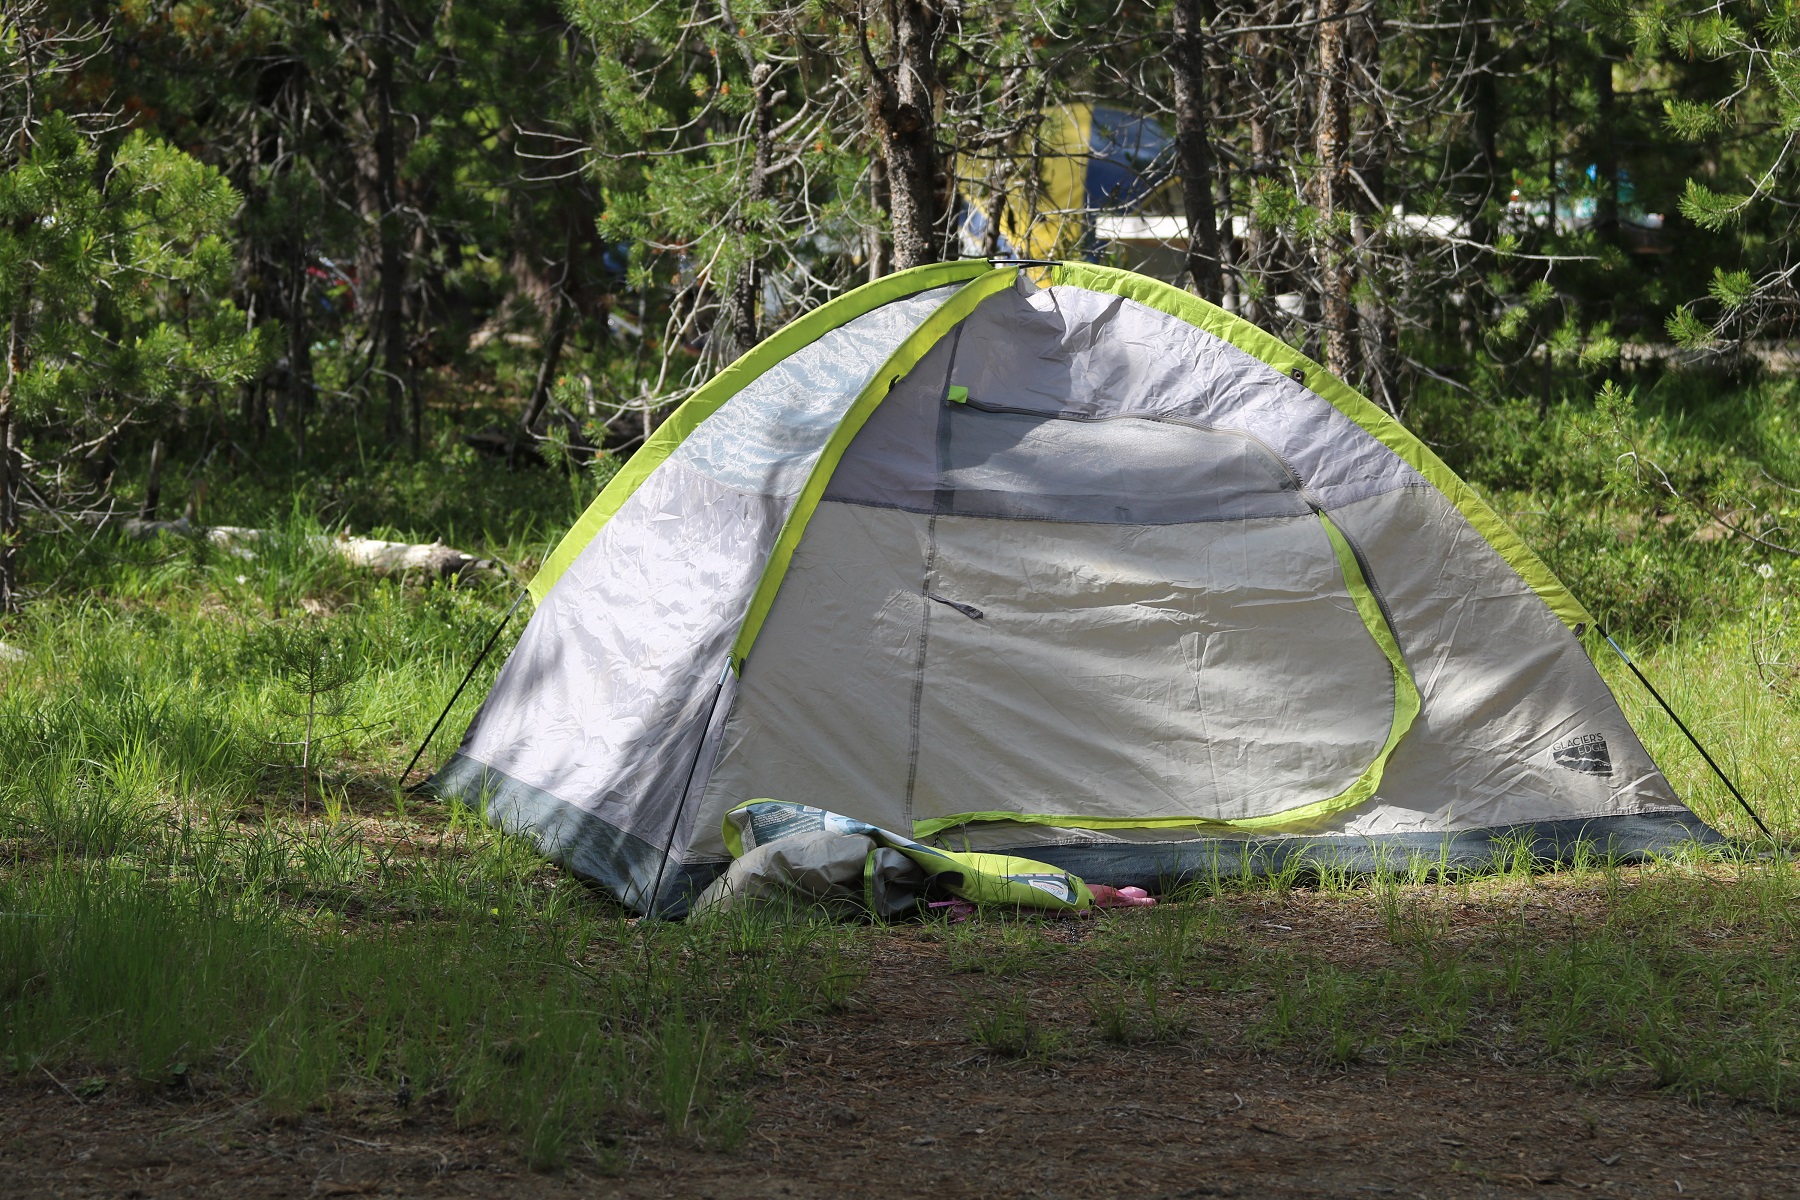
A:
642 660 732 920
1599 626 1773 841
398 590 527 792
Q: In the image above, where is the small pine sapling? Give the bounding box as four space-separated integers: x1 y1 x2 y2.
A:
253 621 365 811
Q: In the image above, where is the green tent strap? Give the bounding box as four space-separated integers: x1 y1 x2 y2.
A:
527 258 996 604
1049 262 1592 633
911 511 1420 838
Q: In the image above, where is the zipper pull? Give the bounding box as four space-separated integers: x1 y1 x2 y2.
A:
927 592 984 620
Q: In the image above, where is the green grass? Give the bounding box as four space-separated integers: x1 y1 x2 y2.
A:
0 859 861 1166
2 575 1796 1162
4 382 1800 1170
966 991 1071 1061
928 849 1800 1108
0 511 864 1170
1611 622 1800 840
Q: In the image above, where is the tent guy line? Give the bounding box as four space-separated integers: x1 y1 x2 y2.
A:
1598 627 1772 840
400 590 528 793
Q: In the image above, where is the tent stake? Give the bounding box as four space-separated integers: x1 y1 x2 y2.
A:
642 661 732 920
1600 627 1773 841
398 590 527 792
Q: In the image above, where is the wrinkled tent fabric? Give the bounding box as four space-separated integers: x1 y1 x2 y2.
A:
434 261 1720 916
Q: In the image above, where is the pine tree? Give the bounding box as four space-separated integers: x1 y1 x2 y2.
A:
0 3 265 608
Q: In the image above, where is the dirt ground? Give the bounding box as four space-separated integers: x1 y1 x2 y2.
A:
4 912 1795 1200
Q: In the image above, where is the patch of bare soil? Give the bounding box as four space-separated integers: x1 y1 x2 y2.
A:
4 905 1794 1200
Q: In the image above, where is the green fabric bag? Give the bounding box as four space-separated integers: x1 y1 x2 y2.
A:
725 800 1092 913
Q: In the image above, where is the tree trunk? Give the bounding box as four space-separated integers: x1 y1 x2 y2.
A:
141 438 166 520
1349 8 1397 411
1212 83 1238 313
520 292 574 436
0 398 15 614
867 0 944 270
270 55 313 458
1468 0 1500 249
284 243 312 460
1594 40 1617 242
1216 156 1238 312
734 62 777 354
374 0 411 450
1541 20 1559 416
867 154 892 280
1170 0 1222 303
237 137 264 440
1243 13 1281 328
2 291 26 613
976 66 1025 257
405 186 434 447
1353 208 1399 412
981 176 1007 256
1314 0 1357 380
110 517 501 581
1545 20 1559 229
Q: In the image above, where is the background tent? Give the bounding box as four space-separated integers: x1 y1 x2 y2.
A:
957 105 1176 262
434 260 1719 916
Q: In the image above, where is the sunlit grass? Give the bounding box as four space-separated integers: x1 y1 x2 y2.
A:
1607 621 1800 842
938 847 1800 1109
0 859 862 1166
2 496 1799 1172
0 516 861 1170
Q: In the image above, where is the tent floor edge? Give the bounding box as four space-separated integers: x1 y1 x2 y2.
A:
432 754 726 918
1012 810 1725 891
427 754 1723 914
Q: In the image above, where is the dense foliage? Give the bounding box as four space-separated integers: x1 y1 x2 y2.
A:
1 0 1799 634
5 5 1800 1171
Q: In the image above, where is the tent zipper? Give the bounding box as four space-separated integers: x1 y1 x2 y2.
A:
1323 519 1404 660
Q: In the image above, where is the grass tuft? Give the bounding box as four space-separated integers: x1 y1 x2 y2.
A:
968 992 1069 1062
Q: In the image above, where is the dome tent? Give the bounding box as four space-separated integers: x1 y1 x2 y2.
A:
433 260 1718 916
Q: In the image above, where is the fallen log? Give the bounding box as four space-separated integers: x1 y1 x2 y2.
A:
108 516 500 582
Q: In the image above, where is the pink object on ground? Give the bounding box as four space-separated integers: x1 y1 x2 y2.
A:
1089 884 1156 908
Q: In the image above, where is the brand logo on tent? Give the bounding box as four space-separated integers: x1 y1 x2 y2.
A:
1551 733 1612 777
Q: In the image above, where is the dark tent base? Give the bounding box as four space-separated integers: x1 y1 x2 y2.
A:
433 756 1725 918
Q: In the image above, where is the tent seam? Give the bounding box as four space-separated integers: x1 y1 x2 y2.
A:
1048 262 1593 631
909 511 1422 839
727 267 1021 668
526 258 996 604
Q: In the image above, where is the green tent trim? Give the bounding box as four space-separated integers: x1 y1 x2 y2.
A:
1050 262 1592 631
532 256 1589 732
909 511 1420 838
728 266 1020 668
527 258 996 604
722 260 1587 680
